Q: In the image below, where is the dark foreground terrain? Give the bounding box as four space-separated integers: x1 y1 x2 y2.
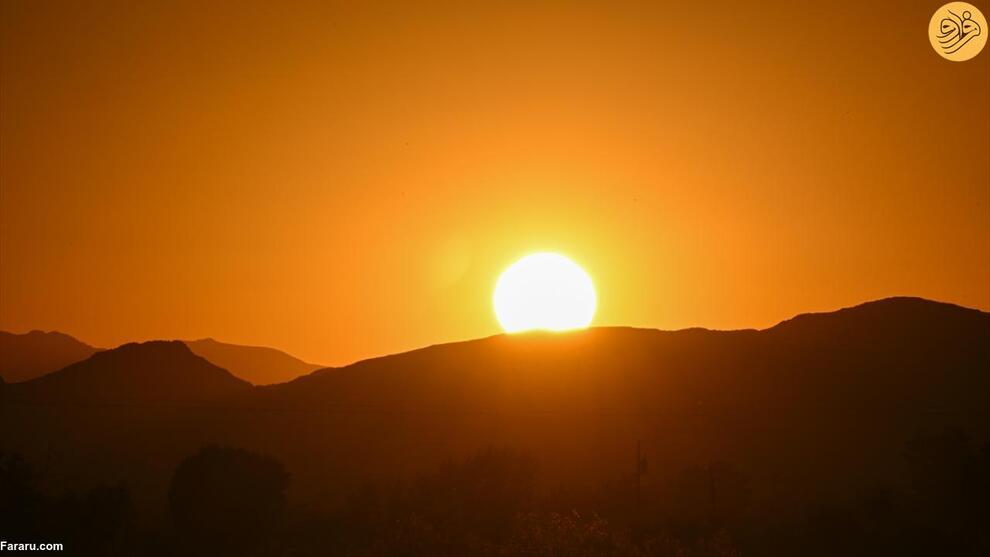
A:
2 297 988 556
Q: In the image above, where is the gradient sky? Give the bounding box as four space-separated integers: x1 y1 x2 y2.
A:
2 0 988 365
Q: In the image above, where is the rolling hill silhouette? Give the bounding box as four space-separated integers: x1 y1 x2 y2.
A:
0 330 99 383
182 338 322 385
2 297 988 515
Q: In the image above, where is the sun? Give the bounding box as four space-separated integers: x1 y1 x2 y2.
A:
494 252 597 333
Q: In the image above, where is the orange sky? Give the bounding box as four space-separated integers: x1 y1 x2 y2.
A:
2 0 988 365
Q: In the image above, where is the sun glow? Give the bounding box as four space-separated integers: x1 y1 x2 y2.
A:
494 253 597 333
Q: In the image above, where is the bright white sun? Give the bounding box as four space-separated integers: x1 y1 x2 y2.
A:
494 252 597 333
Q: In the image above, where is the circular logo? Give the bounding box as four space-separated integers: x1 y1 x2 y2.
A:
929 2 987 61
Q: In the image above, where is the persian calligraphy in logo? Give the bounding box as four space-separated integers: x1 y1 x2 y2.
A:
929 2 987 61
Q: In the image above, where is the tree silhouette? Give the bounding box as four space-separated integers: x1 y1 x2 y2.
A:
0 452 44 538
1 452 133 555
671 461 750 528
411 448 537 544
903 428 990 555
168 446 288 555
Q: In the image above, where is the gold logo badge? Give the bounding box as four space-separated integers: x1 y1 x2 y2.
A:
930 2 986 61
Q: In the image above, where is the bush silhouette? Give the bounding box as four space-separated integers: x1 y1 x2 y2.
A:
1 452 134 555
0 452 44 538
168 446 288 554
410 448 537 544
902 429 990 554
671 461 750 527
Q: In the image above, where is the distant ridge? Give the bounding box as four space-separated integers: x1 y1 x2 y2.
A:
0 330 99 383
768 296 987 332
2 297 988 513
0 330 322 386
183 338 322 386
7 340 251 404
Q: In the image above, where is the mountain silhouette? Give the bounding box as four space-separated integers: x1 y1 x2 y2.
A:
0 330 99 383
259 297 988 415
182 338 322 386
4 340 251 404
0 331 320 386
2 297 988 515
